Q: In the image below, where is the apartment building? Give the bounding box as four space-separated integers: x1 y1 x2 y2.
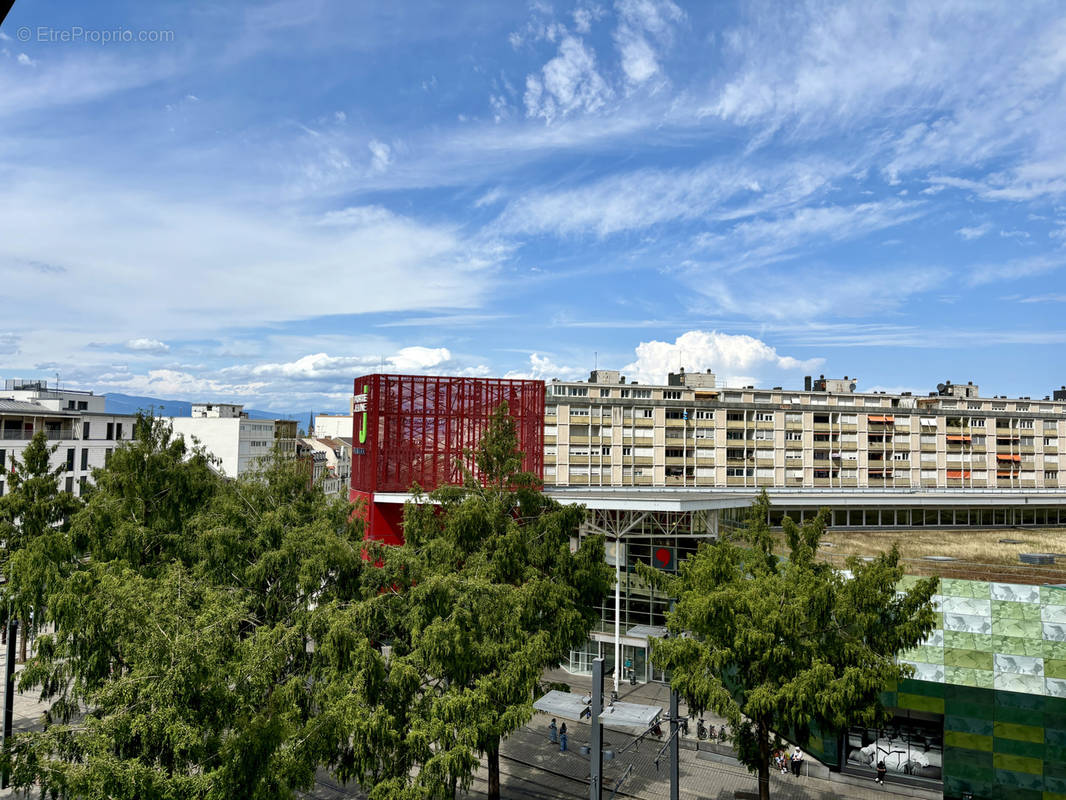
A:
298 436 351 496
165 404 280 478
545 370 1065 492
0 379 136 498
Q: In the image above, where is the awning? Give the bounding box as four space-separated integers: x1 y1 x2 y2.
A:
946 435 971 442
946 470 971 479
996 454 1022 462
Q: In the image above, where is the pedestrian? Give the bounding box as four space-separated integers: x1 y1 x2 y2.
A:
791 747 804 777
559 722 568 753
782 750 791 775
548 718 557 744
876 759 887 785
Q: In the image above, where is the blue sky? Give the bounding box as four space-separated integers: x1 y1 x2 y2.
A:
2 1 1066 412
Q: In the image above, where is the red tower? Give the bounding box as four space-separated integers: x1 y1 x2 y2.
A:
350 374 545 544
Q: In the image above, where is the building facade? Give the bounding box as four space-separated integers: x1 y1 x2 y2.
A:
0 380 136 498
166 404 278 478
545 370 1064 492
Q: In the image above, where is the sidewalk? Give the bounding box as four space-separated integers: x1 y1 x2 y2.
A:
525 667 941 800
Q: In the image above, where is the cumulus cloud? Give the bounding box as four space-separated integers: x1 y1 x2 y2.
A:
524 35 612 123
125 337 170 353
621 330 822 386
234 347 453 381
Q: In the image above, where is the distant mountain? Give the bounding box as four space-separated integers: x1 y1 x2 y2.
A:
103 393 334 433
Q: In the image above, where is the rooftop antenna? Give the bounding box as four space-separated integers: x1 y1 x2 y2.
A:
55 371 60 393
594 351 598 372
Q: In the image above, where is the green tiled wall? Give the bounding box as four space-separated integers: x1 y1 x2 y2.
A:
886 578 1066 799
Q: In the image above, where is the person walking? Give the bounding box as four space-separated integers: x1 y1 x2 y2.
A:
876 759 887 785
559 722 568 752
791 747 804 777
548 718 558 744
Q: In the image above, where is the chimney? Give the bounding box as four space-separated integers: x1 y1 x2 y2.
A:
804 376 812 391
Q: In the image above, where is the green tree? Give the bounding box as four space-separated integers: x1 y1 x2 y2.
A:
643 492 938 800
385 402 612 800
0 430 80 662
5 417 390 799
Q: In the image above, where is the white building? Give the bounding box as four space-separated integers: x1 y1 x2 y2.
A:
298 436 351 496
312 414 354 440
0 379 136 498
165 407 276 478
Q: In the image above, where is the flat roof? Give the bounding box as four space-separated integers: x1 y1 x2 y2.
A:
370 487 1066 511
533 690 661 730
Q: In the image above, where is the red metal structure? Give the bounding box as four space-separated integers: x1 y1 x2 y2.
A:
350 374 545 544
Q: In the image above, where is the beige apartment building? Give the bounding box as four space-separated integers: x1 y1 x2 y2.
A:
545 370 1064 493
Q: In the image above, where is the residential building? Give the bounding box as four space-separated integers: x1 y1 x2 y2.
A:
0 379 136 498
298 436 351 496
312 414 354 440
166 405 277 478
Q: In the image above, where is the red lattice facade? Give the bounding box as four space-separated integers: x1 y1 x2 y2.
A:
350 374 545 543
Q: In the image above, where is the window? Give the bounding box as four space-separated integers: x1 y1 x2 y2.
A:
1019 419 1034 429
787 469 804 479
1047 438 1058 447
992 403 1006 411
66 448 75 471
696 448 714 459
621 446 631 456
920 435 936 445
106 422 114 440
694 427 714 439
665 410 684 419
619 389 630 398
83 421 90 439
970 418 985 427
598 389 611 397
543 426 557 436
725 466 752 477
921 452 937 462
568 387 588 397
920 416 936 426
665 448 684 458
1017 404 1030 412
892 452 909 461
755 411 774 421
1047 471 1059 480
785 413 803 424
726 411 745 421
756 468 774 478
813 414 830 424
570 407 590 416
632 389 651 399
0 481 4 497
968 402 982 410
552 385 567 396
920 469 937 479
785 431 802 441
753 429 774 440
116 423 124 439
78 401 88 410
0 449 4 470
663 390 681 400
726 430 748 440
726 448 747 460
637 408 653 418
80 449 88 470
694 410 713 419
79 477 87 495
972 435 986 446
105 448 113 465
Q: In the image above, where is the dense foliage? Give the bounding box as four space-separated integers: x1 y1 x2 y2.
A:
2 409 609 800
643 492 939 800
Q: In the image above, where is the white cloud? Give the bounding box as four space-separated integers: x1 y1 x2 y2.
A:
0 172 502 359
621 330 822 386
956 223 992 240
572 6 605 34
504 353 587 381
967 255 1066 286
493 157 848 238
524 35 612 123
93 368 268 399
238 347 452 381
126 338 170 353
368 139 392 172
614 0 683 86
16 53 35 67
